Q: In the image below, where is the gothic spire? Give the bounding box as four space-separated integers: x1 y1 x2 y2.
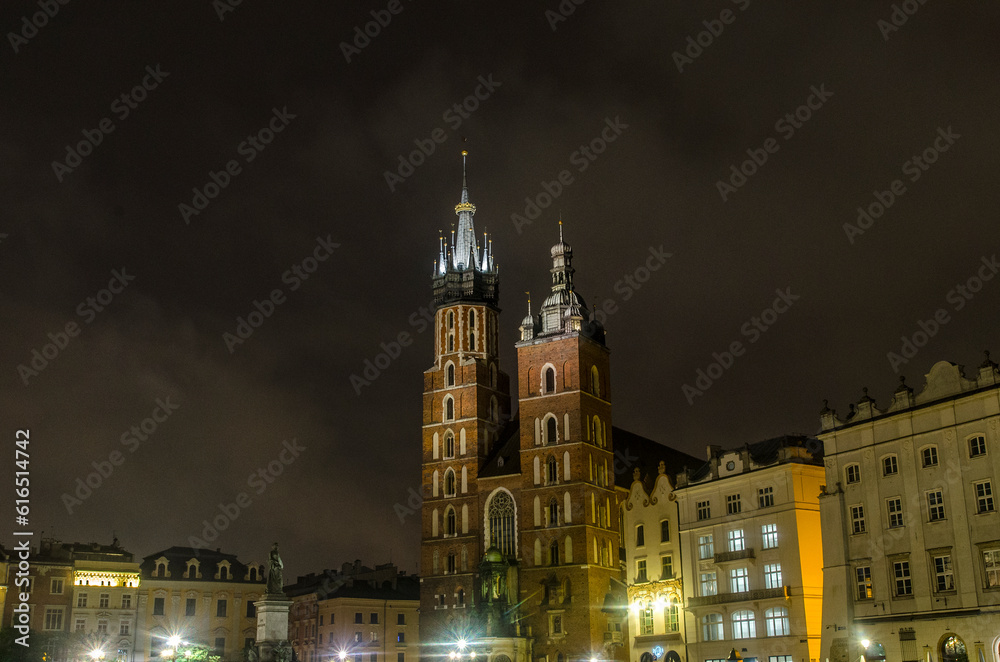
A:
453 150 478 270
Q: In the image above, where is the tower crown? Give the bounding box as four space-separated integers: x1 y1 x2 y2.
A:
432 151 499 309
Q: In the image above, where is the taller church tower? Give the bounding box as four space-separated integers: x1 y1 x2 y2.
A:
420 152 513 646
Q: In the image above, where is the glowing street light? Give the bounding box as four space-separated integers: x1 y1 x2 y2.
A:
89 649 106 661
167 636 182 648
339 652 347 661
862 640 871 649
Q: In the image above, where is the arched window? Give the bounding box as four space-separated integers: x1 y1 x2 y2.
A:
764 607 789 636
446 363 455 386
469 310 476 350
942 635 968 662
457 588 465 606
546 417 557 444
219 566 229 580
156 563 166 577
445 508 457 536
186 563 198 579
248 567 257 581
486 490 517 556
445 432 455 459
549 540 560 565
702 613 723 641
444 469 456 497
548 498 559 526
547 457 558 484
444 396 454 421
732 610 756 639
448 311 454 329
845 463 861 484
592 416 603 447
591 365 600 397
544 367 556 393
469 310 475 326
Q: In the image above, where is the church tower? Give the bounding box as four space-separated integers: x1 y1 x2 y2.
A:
420 152 513 646
515 224 621 658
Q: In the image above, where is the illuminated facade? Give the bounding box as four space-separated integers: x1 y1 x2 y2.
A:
674 437 824 662
71 560 141 661
819 359 1000 662
133 546 264 662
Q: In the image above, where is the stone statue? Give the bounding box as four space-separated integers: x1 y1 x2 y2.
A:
243 646 259 662
273 642 291 662
266 543 284 595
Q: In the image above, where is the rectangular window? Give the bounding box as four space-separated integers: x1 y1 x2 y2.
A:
700 572 717 596
186 598 197 616
397 632 405 643
43 608 63 631
770 657 794 662
887 497 904 528
730 567 749 593
50 579 64 594
660 519 670 542
77 593 88 608
217 599 228 618
758 486 774 508
551 614 562 634
121 594 131 609
761 524 778 549
883 455 898 476
636 559 647 582
927 490 946 521
934 555 954 591
975 480 995 513
846 464 861 484
355 612 363 624
247 602 256 618
764 563 783 589
370 612 379 624
851 504 866 534
153 597 165 616
319 615 323 626
922 446 938 467
856 566 873 599
636 525 645 547
985 549 1000 588
969 435 987 457
75 619 86 633
641 607 654 635
697 500 711 520
397 613 405 625
728 529 745 552
698 535 714 559
399 655 405 662
665 605 679 632
96 620 108 635
214 637 226 653
661 554 673 579
355 632 362 643
726 493 742 515
893 560 912 596
120 621 131 636
99 593 109 608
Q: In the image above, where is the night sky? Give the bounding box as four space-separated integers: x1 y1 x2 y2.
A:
3 0 999 579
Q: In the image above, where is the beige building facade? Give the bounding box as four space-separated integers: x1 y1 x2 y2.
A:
675 436 825 662
819 360 1000 662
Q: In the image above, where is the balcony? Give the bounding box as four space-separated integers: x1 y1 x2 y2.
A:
714 548 755 563
604 631 623 645
687 586 787 607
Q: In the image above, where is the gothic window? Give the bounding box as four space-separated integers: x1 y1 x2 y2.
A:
445 432 455 459
544 367 555 393
444 469 456 497
546 416 557 444
444 396 454 421
590 365 600 397
549 540 560 565
486 490 517 556
548 499 559 526
446 363 455 386
490 397 499 424
448 311 454 329
547 456 558 484
445 508 457 536
469 310 476 350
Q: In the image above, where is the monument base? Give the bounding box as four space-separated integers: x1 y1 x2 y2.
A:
254 595 294 661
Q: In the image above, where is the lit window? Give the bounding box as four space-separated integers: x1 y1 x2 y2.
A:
726 493 742 514
636 560 647 582
893 560 912 596
698 535 714 559
851 505 866 534
702 613 723 641
697 501 711 521
927 490 946 521
922 446 938 467
887 497 904 528
700 572 717 596
975 480 995 513
764 563 782 589
665 604 679 632
761 524 778 549
984 549 1000 588
641 607 654 635
730 567 749 592
732 610 756 639
764 607 789 637
883 455 898 476
845 464 861 484
934 555 954 591
728 529 745 552
660 555 673 579
758 486 774 508
969 435 986 458
856 566 872 599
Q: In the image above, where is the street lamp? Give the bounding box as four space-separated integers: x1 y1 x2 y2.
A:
89 649 106 661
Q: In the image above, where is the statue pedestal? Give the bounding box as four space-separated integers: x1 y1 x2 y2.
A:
254 595 293 661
